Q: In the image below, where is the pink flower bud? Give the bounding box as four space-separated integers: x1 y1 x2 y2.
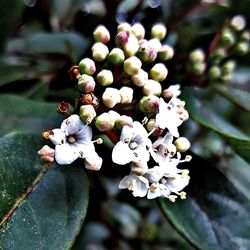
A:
131 69 148 87
93 25 110 43
79 58 96 75
139 95 160 113
115 31 129 46
78 74 96 93
115 115 133 130
37 145 55 163
158 44 174 61
95 112 115 131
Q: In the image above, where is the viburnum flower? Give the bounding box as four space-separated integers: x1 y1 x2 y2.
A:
46 114 102 169
112 121 152 166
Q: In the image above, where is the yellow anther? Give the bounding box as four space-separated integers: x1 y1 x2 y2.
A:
185 155 192 162
150 183 158 192
168 195 177 202
41 130 53 140
181 169 189 177
180 191 187 199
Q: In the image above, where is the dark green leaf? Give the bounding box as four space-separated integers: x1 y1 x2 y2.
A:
212 84 250 112
0 1 25 53
0 94 64 136
159 153 250 250
183 87 250 163
0 132 89 249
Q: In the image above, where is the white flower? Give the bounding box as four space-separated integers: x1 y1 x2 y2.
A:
156 98 183 137
119 173 149 197
48 114 101 166
112 121 151 165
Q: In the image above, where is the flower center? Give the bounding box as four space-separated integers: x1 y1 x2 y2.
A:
67 135 76 143
129 142 138 150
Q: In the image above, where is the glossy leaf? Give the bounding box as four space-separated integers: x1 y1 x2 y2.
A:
0 132 89 249
212 84 250 112
0 94 64 136
183 87 250 163
159 153 250 250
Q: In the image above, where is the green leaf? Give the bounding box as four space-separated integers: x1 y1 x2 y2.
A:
159 153 250 250
0 1 25 53
0 94 64 136
183 87 250 163
212 84 250 112
0 132 89 249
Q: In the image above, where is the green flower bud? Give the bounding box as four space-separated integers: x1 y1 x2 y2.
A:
158 44 174 61
102 87 121 108
108 48 125 64
222 60 236 74
151 23 167 40
117 22 131 33
230 15 246 31
221 72 233 82
115 115 133 130
95 112 115 131
221 29 235 47
208 66 221 80
146 118 163 136
119 86 133 104
131 69 148 87
139 95 160 113
78 74 96 93
79 58 96 75
79 104 96 124
189 48 205 63
191 62 206 75
148 38 162 52
93 25 110 44
235 42 249 55
137 42 157 63
210 48 227 63
123 34 139 57
240 30 250 41
96 69 113 86
174 137 191 152
149 63 168 82
131 23 145 40
142 80 162 96
92 42 109 62
123 56 142 76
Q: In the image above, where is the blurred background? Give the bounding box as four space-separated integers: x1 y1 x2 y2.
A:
0 0 250 249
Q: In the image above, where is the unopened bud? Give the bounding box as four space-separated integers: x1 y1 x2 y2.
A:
142 79 162 96
79 58 96 75
174 137 191 153
240 31 250 41
57 101 70 115
151 23 167 40
235 42 249 55
123 34 139 57
119 86 133 104
208 66 221 80
158 44 174 61
162 84 181 99
131 23 145 40
221 29 235 47
221 72 233 82
146 118 163 136
108 48 125 64
115 115 133 130
79 104 96 124
96 69 113 86
102 87 121 108
108 110 120 121
95 112 115 131
149 63 168 82
230 15 246 31
84 154 102 171
137 42 157 63
80 93 99 109
117 22 131 33
78 74 96 93
210 48 227 63
222 60 236 74
131 69 148 87
148 38 162 52
191 62 206 75
123 56 142 76
68 65 81 80
139 95 160 113
38 145 55 163
115 31 129 46
92 42 109 62
189 48 205 63
93 25 110 43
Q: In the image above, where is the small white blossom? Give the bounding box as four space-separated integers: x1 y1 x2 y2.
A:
48 114 101 168
112 121 152 166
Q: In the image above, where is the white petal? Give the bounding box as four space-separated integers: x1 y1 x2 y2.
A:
85 152 102 171
168 125 179 138
119 175 133 189
132 121 148 138
120 125 133 142
145 166 164 182
132 180 148 197
112 141 133 165
166 175 190 193
54 144 78 165
76 125 93 142
49 129 66 145
61 115 84 136
147 189 161 199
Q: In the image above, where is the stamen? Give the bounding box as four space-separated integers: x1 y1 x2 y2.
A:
142 117 148 125
147 127 156 137
67 135 76 143
92 138 103 144
129 142 138 150
42 130 54 140
168 195 177 202
150 183 158 192
180 191 186 199
138 176 148 185
181 169 189 176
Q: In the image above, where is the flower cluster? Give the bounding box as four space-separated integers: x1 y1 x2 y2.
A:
187 15 249 83
38 22 191 201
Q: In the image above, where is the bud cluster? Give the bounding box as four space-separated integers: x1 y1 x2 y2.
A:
187 15 249 83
